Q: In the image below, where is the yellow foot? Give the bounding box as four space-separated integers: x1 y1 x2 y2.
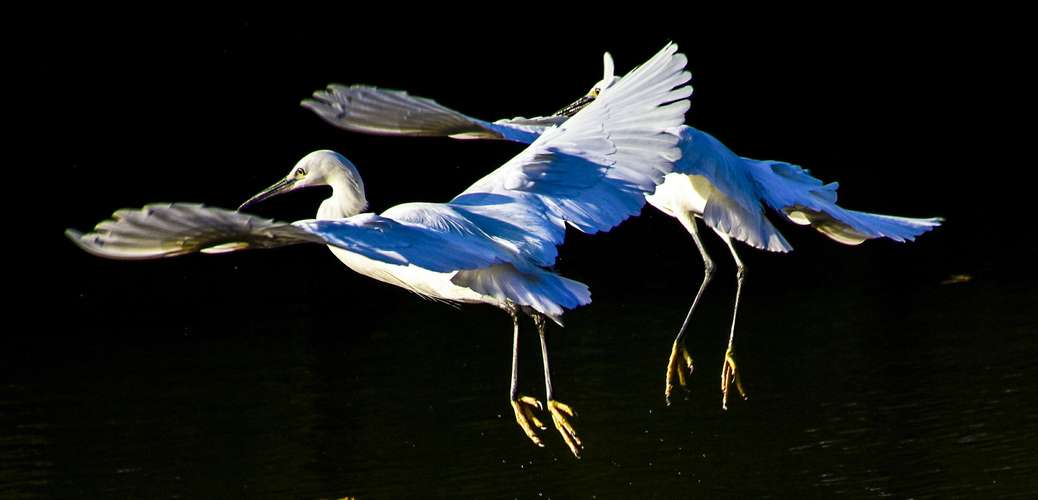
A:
721 349 748 410
548 400 583 458
665 342 695 405
511 395 546 447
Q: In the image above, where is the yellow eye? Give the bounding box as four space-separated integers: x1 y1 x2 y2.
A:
591 87 601 97
295 168 306 178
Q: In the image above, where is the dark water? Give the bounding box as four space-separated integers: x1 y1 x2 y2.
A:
4 275 1037 498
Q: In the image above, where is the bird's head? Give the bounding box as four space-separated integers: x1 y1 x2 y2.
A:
554 52 618 117
238 150 367 216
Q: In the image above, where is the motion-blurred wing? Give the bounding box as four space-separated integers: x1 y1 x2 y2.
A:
66 203 324 259
303 85 560 143
66 203 516 272
451 43 691 265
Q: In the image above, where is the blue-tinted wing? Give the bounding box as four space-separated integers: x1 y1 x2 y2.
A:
65 203 513 273
747 157 942 245
308 204 522 273
379 202 590 321
65 203 591 320
677 126 940 248
451 43 692 265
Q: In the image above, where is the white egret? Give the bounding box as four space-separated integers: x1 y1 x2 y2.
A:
303 52 943 409
66 44 693 457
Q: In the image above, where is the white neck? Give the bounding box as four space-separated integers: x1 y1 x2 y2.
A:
317 168 368 220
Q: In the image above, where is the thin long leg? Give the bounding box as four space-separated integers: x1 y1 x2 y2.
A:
675 214 716 344
510 309 521 401
666 212 715 404
718 233 748 410
535 314 582 457
509 307 545 447
535 315 555 402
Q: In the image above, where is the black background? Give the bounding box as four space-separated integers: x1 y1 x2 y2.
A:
25 9 1025 340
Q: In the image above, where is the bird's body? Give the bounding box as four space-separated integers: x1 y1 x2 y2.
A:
308 174 493 306
645 173 711 224
324 214 494 307
302 53 942 407
68 44 694 456
309 170 500 308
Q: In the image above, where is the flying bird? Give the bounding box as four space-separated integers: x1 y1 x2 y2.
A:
302 52 943 409
66 44 693 457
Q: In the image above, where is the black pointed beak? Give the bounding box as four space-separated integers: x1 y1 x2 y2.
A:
553 93 596 117
238 177 296 211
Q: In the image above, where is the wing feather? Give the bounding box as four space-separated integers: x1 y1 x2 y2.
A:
451 43 691 263
67 203 518 273
302 84 554 143
66 203 325 259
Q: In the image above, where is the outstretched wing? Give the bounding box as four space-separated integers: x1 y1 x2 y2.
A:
66 203 324 259
748 159 943 245
451 43 692 265
305 206 523 272
303 85 561 144
676 126 940 249
66 203 516 272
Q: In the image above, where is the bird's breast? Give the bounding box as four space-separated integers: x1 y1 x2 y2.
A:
645 173 713 218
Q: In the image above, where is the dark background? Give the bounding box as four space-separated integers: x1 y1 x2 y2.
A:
35 11 1028 304
34 11 1028 326
8 8 1036 498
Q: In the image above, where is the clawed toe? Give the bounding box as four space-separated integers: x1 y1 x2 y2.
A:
665 343 695 405
511 395 546 447
511 396 582 457
721 349 747 410
548 400 582 458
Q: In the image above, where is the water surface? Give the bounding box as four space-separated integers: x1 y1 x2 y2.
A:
4 278 1036 498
